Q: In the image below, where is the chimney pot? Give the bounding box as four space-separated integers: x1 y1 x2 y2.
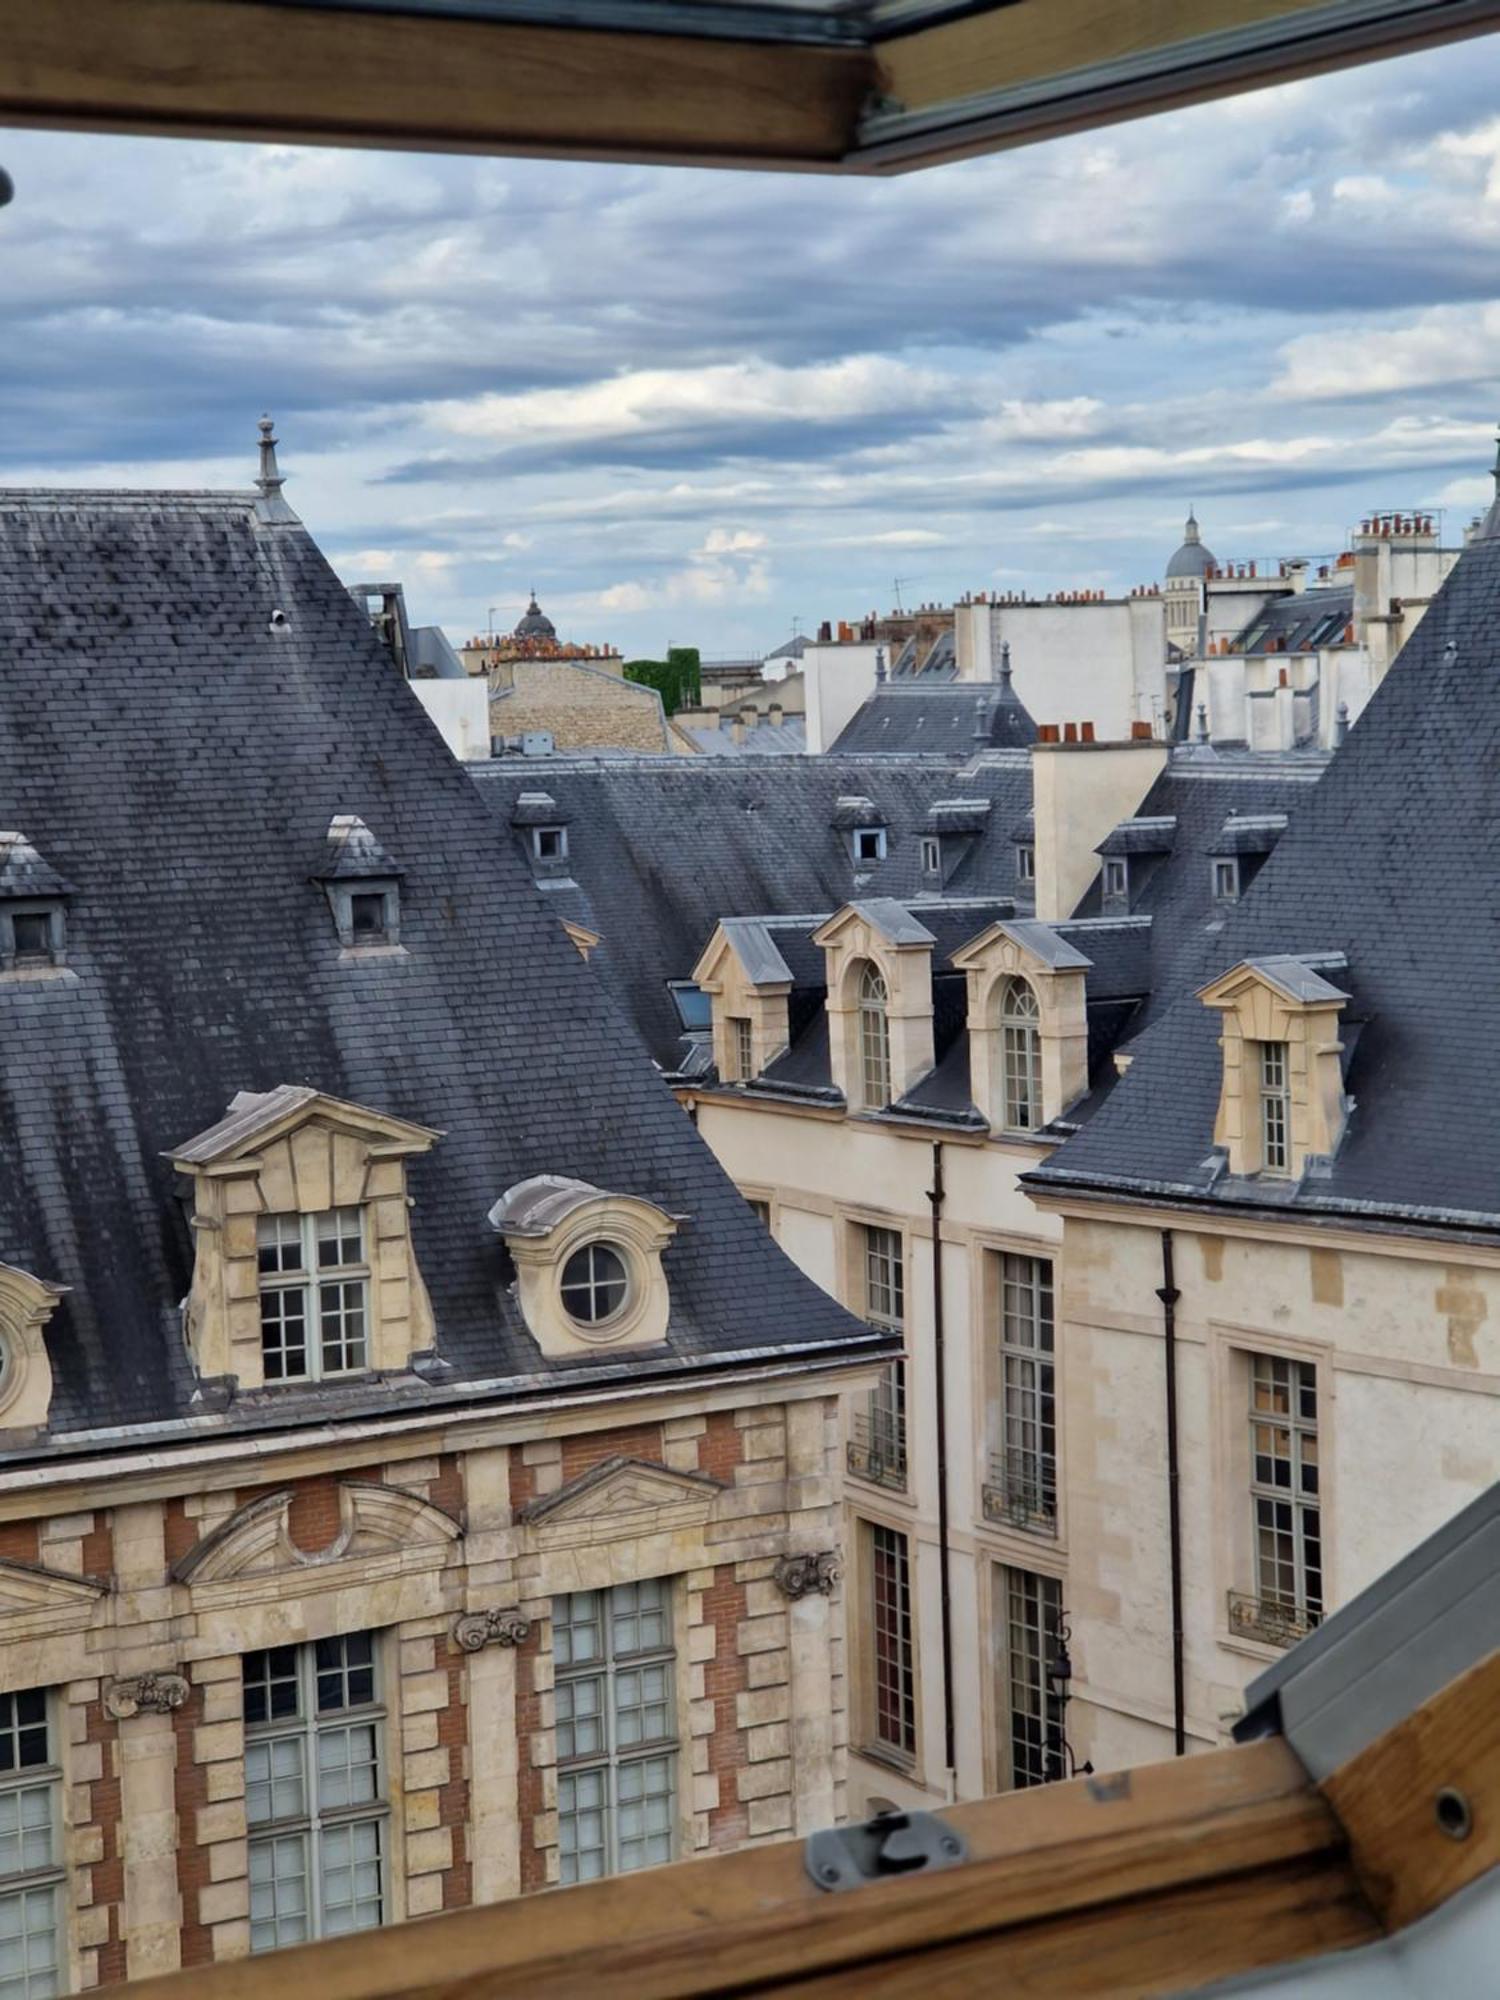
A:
1130 720 1153 740
1063 721 1078 742
1039 723 1060 743
1080 721 1096 742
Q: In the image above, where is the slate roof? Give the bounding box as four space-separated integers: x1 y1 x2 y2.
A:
675 719 808 756
469 752 1037 1070
0 485 881 1453
1233 587 1353 654
1029 525 1500 1232
830 680 1036 755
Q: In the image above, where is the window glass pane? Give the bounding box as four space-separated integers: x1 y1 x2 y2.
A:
0 1696 48 1778
256 1213 304 1276
243 1647 301 1729
554 1592 602 1669
616 1756 675 1873
316 1724 380 1814
316 1208 364 1270
319 1820 383 1937
555 1675 605 1763
558 1768 608 1886
0 1788 53 1880
1004 1568 1065 1789
870 1525 915 1755
10 915 50 961
349 893 386 939
245 1735 307 1828
0 1883 58 1998
1248 1353 1321 1627
249 1833 310 1954
260 1287 309 1381
560 1244 629 1325
316 1633 375 1714
318 1280 368 1374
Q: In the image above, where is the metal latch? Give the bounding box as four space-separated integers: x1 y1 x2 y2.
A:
805 1808 968 1892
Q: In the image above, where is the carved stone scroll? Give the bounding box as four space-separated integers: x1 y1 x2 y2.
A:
773 1551 840 1600
453 1607 532 1652
104 1672 190 1719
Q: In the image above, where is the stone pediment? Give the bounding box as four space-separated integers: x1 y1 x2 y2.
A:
175 1480 462 1585
0 1557 107 1639
168 1084 441 1172
520 1455 723 1547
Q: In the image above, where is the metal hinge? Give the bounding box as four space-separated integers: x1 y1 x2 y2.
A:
805 1808 968 1892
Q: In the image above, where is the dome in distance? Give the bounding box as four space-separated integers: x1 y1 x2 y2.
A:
1165 509 1216 580
514 594 557 640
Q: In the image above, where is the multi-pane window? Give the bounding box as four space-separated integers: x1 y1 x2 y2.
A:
1259 1041 1290 1173
849 1227 906 1489
869 1525 915 1759
243 1634 386 1955
554 1581 677 1884
1250 1355 1322 1628
990 1255 1057 1531
257 1208 369 1383
1000 1567 1065 1789
0 1690 62 2000
999 976 1042 1133
730 1016 754 1081
856 963 891 1110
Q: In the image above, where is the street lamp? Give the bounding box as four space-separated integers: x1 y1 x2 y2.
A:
1047 1609 1094 1780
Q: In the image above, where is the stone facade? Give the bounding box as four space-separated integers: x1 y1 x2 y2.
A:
0 1389 849 1983
489 659 672 755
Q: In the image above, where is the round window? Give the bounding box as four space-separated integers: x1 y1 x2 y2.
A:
560 1243 630 1327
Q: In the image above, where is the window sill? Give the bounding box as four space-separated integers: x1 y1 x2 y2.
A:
0 965 78 987
855 1741 918 1779
338 943 411 963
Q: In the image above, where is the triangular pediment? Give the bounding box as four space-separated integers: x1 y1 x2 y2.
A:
811 899 935 952
0 1558 106 1614
520 1455 723 1529
1199 955 1349 1011
168 1085 442 1170
951 919 1091 978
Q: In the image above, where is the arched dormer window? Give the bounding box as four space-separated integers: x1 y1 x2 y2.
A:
857 962 892 1110
999 976 1042 1133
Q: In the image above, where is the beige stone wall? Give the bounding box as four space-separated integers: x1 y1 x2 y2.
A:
489 662 670 753
0 1385 850 1984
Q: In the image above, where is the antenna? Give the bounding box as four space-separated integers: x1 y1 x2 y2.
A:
893 576 916 613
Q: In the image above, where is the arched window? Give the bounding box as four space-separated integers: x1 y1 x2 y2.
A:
856 962 892 1110
999 976 1042 1132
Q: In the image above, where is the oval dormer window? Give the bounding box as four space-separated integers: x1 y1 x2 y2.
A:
560 1242 630 1328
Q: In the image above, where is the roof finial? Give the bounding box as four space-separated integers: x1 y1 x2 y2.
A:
1195 701 1209 744
996 638 1012 687
972 694 991 744
874 646 887 684
254 414 297 523
1334 701 1349 747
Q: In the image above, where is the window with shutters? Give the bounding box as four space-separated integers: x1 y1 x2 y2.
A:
554 1581 678 1884
244 1633 387 1953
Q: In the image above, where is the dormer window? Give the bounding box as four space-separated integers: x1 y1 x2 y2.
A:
256 1207 370 1382
1102 858 1129 905
318 816 404 954
919 836 941 877
5 908 60 967
489 1176 681 1357
857 962 892 1110
0 834 73 976
730 1016 754 1081
1213 859 1240 903
854 826 886 864
1258 1043 1291 1174
349 892 389 943
533 825 568 864
560 1242 631 1328
1017 845 1035 883
999 976 1042 1133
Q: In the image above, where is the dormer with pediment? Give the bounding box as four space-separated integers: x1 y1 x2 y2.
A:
489 1176 684 1360
1198 955 1351 1179
950 918 1092 1136
692 918 794 1083
168 1085 442 1391
812 900 936 1112
0 1262 67 1437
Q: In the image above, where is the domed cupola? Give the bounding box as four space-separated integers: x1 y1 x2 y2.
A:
1166 509 1217 580
514 594 557 641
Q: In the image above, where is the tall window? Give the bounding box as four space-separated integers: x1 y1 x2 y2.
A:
244 1634 386 1954
849 1226 906 1489
1016 844 1035 882
554 1581 677 1884
999 976 1042 1133
869 1524 915 1760
1102 857 1129 903
987 1255 1057 1532
1249 1355 1322 1632
1259 1042 1290 1172
856 962 892 1110
257 1208 370 1382
729 1016 754 1081
1000 1568 1064 1790
0 1690 62 1999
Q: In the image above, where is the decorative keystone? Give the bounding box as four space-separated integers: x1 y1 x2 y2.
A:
103 1672 190 1719
453 1607 532 1652
773 1551 840 1601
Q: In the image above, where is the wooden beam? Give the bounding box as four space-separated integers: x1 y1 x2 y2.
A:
125 1737 1377 2000
0 0 873 170
865 0 1500 168
1322 1641 1500 1934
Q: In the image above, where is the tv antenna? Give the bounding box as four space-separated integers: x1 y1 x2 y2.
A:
893 576 916 613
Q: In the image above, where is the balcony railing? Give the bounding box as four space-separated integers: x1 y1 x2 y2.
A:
1227 1589 1321 1650
982 1457 1057 1535
846 1409 906 1490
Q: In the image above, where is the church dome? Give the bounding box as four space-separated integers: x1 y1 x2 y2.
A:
1165 510 1216 580
514 594 556 640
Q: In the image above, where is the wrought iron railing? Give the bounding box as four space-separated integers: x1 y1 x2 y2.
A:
1226 1589 1320 1649
982 1457 1057 1535
846 1409 907 1490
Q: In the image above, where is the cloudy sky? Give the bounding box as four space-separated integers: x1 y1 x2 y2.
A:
2 36 1499 657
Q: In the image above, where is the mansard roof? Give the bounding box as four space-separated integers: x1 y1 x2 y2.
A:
0 484 876 1451
1030 528 1500 1233
830 678 1037 756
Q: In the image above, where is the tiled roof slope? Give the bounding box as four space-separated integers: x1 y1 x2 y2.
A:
0 489 873 1449
1029 533 1500 1231
469 752 1036 1068
831 680 1036 755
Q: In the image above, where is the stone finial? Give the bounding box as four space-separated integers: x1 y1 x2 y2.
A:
972 695 991 745
997 639 1012 687
773 1550 840 1600
1196 702 1209 744
254 414 298 524
453 1607 532 1652
104 1672 190 1719
874 646 887 685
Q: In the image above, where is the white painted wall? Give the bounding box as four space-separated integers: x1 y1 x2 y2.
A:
409 677 491 761
983 600 1168 739
802 643 884 753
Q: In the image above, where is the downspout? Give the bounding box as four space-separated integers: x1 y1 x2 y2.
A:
927 1140 957 1790
1156 1228 1187 1756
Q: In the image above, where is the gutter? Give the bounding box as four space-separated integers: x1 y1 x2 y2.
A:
1023 1174 1500 1249
1156 1229 1187 1756
928 1140 958 1791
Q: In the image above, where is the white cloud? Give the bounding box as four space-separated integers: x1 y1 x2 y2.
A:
1273 305 1500 398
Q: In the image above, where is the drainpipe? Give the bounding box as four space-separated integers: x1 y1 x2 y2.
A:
927 1141 957 1790
1156 1229 1187 1756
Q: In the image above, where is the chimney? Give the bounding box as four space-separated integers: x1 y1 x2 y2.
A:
1031 729 1168 921
875 646 887 684
1080 721 1095 742
818 620 832 643
1287 559 1308 595
768 702 783 728
1063 722 1078 742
